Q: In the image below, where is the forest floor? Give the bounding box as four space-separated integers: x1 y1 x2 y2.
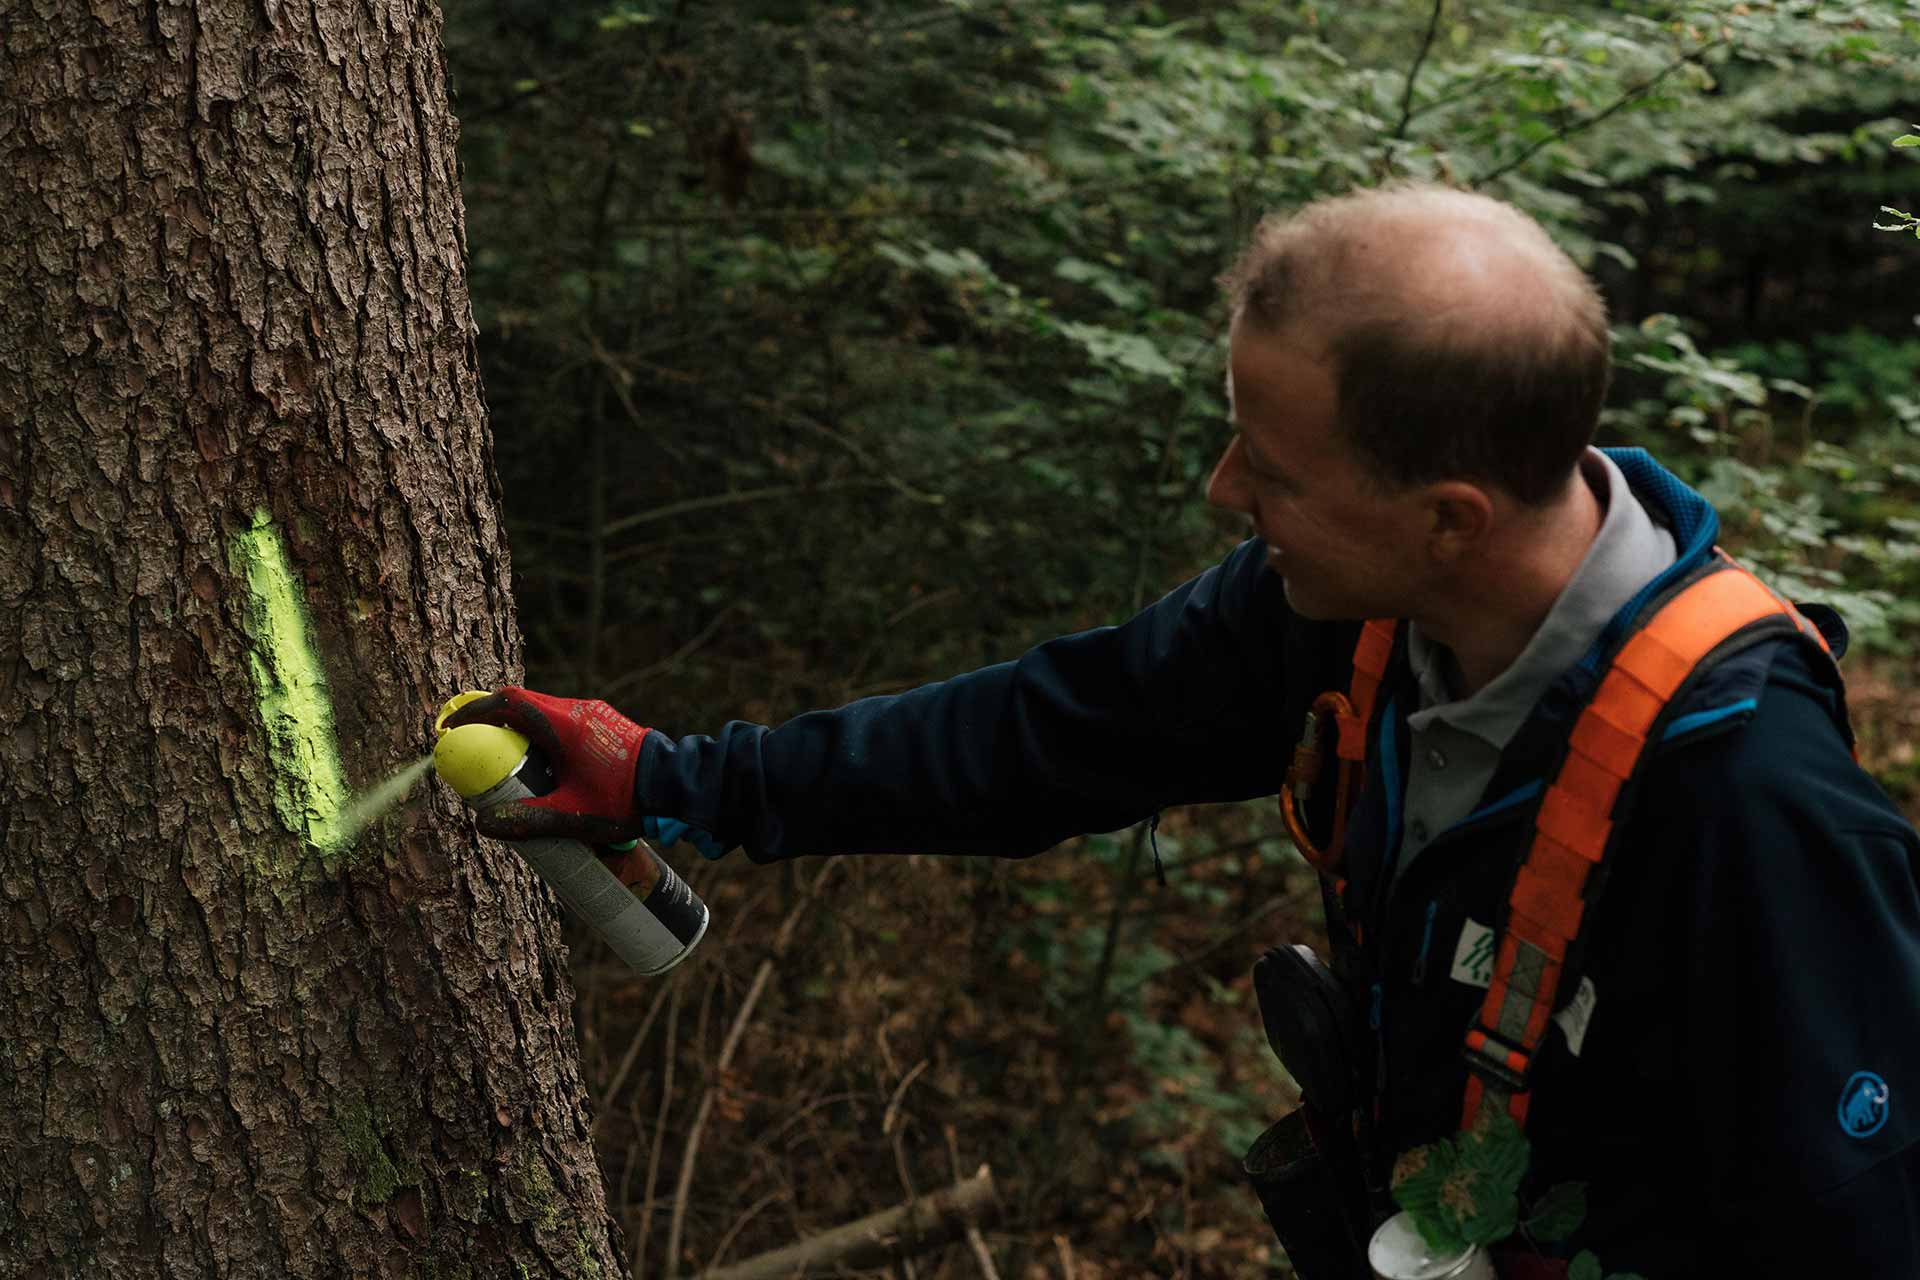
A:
564 649 1920 1280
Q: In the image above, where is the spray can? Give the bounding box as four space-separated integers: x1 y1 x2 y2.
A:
1367 1212 1496 1280
433 691 709 974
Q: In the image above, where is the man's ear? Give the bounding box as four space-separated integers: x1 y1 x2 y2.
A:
1423 481 1495 563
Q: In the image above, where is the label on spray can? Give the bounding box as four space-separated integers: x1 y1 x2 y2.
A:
601 842 708 954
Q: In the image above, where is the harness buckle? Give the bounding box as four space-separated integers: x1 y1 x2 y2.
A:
1462 1027 1534 1094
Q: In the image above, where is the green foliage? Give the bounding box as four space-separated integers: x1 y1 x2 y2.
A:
445 0 1920 718
1523 1180 1589 1243
1607 314 1920 654
1390 1113 1531 1254
1570 1250 1649 1280
1878 128 1920 238
1393 1119 1640 1276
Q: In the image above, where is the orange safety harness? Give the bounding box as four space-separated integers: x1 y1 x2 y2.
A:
1279 619 1398 891
1282 552 1849 1136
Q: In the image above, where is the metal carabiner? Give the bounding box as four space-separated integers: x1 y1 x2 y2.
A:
1279 690 1360 874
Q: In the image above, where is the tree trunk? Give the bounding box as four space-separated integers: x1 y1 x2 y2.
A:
0 1 623 1276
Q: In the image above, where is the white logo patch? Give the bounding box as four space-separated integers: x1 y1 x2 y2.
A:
1554 977 1599 1058
1450 918 1495 989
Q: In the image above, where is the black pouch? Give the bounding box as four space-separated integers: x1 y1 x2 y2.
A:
1242 1106 1370 1280
1253 945 1361 1114
1243 945 1374 1279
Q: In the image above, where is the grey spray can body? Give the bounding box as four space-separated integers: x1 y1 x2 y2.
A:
432 699 710 975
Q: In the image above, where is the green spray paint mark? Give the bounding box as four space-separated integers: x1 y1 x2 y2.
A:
232 509 352 856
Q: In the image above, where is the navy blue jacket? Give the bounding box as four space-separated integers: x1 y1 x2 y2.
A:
638 449 1920 1274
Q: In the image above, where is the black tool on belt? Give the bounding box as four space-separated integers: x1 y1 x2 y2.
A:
1242 944 1377 1280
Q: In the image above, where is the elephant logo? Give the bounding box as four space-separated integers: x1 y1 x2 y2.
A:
1838 1071 1891 1139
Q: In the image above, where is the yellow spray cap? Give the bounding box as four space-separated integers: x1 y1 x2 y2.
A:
433 691 530 800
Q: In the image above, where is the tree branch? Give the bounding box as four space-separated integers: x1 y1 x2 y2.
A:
601 479 895 535
1472 37 1727 188
690 1167 1000 1280
1406 66 1510 126
1394 0 1448 139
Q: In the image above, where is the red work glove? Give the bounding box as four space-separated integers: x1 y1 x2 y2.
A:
442 688 650 844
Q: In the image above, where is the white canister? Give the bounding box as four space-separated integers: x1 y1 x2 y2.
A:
1367 1212 1496 1280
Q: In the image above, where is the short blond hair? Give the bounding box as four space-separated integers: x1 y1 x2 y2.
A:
1222 182 1611 506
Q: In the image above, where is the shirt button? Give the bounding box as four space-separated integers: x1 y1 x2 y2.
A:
1427 747 1447 770
1409 818 1431 844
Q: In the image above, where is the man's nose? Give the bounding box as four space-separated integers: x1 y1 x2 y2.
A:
1206 437 1250 513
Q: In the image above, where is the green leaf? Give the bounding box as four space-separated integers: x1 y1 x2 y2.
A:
1392 1140 1468 1255
1893 134 1920 148
1523 1181 1588 1242
1569 1252 1603 1280
1461 1189 1518 1246
1461 1112 1530 1202
1057 322 1182 382
1412 1112 1528 1248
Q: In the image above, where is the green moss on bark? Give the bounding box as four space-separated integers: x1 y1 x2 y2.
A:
337 1098 419 1207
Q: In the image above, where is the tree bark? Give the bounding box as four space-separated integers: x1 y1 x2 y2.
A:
0 1 622 1276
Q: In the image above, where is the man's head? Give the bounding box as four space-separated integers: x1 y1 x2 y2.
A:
1207 182 1611 621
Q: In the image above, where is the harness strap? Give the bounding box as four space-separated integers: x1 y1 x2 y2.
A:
1342 620 1399 763
1460 556 1840 1128
1280 619 1400 885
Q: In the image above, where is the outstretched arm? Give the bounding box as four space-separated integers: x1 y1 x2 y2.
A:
636 538 1356 861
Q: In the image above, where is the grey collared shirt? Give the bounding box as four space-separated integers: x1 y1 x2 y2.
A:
1391 449 1678 883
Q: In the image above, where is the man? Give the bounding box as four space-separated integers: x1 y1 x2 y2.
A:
452 183 1920 1274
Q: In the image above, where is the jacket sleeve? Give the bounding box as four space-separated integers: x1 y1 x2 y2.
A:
632 538 1350 861
1671 646 1920 1272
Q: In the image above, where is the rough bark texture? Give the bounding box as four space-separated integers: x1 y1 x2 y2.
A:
0 1 623 1276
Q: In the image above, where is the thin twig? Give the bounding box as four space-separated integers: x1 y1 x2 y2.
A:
1068 822 1148 1089
890 1126 921 1238
666 963 773 1277
940 1128 999 1280
883 1059 932 1137
603 605 740 700
1406 66 1511 124
963 1226 1001 1280
635 979 685 1279
592 345 947 506
1111 896 1295 999
665 864 836 1278
704 1191 785 1275
1394 0 1447 139
1156 828 1297 876
1473 37 1727 187
1053 1236 1078 1280
603 480 901 535
589 331 691 468
596 980 679 1140
756 1089 864 1150
620 1087 647 1207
